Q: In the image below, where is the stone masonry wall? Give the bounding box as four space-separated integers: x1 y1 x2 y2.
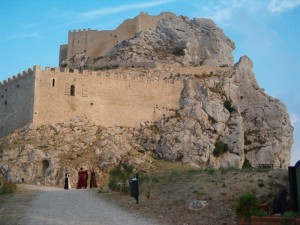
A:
32 66 183 128
61 12 176 64
0 69 35 136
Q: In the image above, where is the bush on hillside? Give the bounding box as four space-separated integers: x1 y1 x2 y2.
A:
213 140 229 157
0 178 17 195
224 100 235 113
235 193 260 219
172 47 185 56
108 163 133 193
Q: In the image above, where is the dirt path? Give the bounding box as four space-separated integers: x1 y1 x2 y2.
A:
0 185 164 225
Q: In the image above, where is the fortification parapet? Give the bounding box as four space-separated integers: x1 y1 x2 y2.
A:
50 67 60 72
0 66 36 87
33 65 41 71
69 28 97 34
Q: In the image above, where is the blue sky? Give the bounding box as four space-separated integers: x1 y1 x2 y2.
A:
0 0 299 165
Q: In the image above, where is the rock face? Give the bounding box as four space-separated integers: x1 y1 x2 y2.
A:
0 12 294 185
63 15 235 69
154 57 293 169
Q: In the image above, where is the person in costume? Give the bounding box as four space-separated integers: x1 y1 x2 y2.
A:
90 169 98 188
84 170 89 189
77 167 85 189
64 170 70 190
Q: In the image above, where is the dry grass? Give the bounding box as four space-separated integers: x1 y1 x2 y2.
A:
99 160 289 225
0 160 289 225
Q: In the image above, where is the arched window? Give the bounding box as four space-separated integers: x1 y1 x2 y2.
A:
52 79 56 87
70 85 75 96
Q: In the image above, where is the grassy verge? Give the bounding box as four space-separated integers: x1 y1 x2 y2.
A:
0 178 17 195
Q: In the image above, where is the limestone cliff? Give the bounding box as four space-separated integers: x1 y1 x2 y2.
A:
62 14 235 69
0 13 294 185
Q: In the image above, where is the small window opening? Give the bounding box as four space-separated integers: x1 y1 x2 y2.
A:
17 84 20 88
90 103 94 106
1 95 3 98
52 79 56 87
4 100 7 105
70 85 75 96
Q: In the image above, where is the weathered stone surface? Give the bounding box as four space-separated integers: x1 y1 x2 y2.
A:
63 14 235 70
0 13 294 186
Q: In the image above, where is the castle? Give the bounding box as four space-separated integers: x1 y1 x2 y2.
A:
0 12 184 137
0 64 183 137
59 12 176 65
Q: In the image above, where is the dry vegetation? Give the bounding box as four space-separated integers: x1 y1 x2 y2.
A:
0 160 289 225
99 160 289 225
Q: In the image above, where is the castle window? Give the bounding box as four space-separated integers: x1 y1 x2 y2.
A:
1 95 3 98
52 79 56 87
4 100 7 105
17 84 20 88
70 85 75 96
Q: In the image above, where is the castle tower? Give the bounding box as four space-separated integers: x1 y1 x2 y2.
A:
59 12 176 66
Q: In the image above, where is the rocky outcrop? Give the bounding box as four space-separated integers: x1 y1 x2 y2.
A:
0 12 293 185
152 57 293 169
62 14 235 69
0 58 293 185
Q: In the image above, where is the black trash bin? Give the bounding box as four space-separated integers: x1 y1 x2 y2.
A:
129 177 139 204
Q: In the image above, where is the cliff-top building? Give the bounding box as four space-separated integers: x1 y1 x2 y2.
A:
59 12 176 65
0 12 184 137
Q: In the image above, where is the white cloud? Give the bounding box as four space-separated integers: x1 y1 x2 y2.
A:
194 0 267 25
290 113 300 126
268 0 300 13
1 32 41 41
83 0 175 18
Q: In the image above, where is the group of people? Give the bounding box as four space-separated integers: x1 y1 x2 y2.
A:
77 167 98 189
63 167 98 190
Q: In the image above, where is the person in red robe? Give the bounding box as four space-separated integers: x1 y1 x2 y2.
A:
77 167 85 189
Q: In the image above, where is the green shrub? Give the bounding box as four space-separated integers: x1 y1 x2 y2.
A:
108 163 133 193
172 47 185 56
0 179 17 195
235 193 260 219
213 141 229 157
242 158 253 169
224 100 235 113
258 182 265 188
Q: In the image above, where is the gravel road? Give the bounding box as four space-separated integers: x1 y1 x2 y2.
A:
16 185 163 225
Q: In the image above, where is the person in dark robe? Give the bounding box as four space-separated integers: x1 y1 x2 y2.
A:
77 167 85 189
273 189 288 214
64 170 70 190
90 169 98 188
84 170 88 189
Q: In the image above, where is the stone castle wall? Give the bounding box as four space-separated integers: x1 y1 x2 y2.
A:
0 69 36 136
60 12 176 64
0 65 183 136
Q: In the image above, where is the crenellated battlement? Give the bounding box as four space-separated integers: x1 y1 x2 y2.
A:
60 12 178 64
0 66 36 87
0 62 184 137
68 28 97 33
0 64 183 89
